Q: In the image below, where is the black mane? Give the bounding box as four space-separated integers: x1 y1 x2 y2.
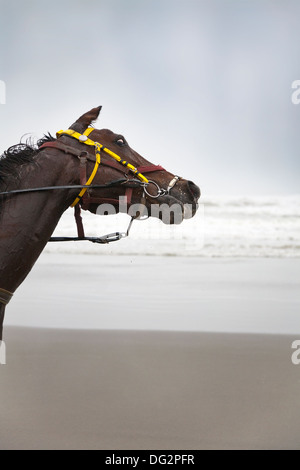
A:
0 134 55 187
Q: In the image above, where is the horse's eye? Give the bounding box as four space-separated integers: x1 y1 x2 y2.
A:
116 137 126 147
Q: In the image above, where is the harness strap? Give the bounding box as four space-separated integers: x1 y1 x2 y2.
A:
71 144 101 207
39 141 82 158
39 142 166 175
74 204 85 238
137 165 165 173
0 288 13 306
40 131 166 209
56 128 150 185
38 129 178 244
55 127 156 209
39 140 101 209
74 153 88 236
56 128 96 147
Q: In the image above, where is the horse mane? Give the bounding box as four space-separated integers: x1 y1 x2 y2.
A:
0 134 55 188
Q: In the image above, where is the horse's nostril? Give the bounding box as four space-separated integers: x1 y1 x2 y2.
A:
188 181 201 200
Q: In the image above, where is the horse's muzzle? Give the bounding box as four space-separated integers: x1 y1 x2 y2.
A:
188 181 201 201
182 181 200 219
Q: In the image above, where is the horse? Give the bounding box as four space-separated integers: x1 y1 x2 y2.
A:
0 106 200 339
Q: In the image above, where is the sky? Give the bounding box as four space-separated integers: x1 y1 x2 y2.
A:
0 0 299 196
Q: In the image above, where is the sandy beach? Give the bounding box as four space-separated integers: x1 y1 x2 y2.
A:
5 253 300 334
0 254 299 450
0 327 299 450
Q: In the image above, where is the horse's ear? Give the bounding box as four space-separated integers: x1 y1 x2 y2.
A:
70 106 102 132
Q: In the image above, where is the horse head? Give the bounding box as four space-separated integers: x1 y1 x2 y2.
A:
0 107 201 339
59 106 200 225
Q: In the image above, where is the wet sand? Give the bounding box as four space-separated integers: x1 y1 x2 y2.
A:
5 254 300 334
0 327 299 450
1 254 299 449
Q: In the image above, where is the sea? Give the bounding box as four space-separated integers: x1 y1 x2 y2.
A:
45 195 300 258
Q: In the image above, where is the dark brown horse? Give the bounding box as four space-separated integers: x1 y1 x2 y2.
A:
0 106 200 339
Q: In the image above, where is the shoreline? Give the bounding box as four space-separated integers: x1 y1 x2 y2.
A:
5 253 300 334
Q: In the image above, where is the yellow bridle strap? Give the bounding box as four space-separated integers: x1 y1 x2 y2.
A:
56 128 96 147
56 127 149 207
70 143 101 207
101 147 149 184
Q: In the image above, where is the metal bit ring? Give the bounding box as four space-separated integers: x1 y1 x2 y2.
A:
143 180 164 198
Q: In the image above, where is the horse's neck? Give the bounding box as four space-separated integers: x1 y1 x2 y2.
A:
0 153 78 292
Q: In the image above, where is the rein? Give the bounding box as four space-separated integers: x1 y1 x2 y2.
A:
0 126 180 245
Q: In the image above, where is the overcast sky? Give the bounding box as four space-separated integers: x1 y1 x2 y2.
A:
0 0 299 196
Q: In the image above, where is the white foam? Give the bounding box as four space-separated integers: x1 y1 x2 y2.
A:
45 195 300 257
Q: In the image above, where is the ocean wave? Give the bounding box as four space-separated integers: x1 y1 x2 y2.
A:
46 195 300 258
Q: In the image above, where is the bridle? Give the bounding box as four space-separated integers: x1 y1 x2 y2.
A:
0 126 181 244
54 127 180 206
0 126 182 306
